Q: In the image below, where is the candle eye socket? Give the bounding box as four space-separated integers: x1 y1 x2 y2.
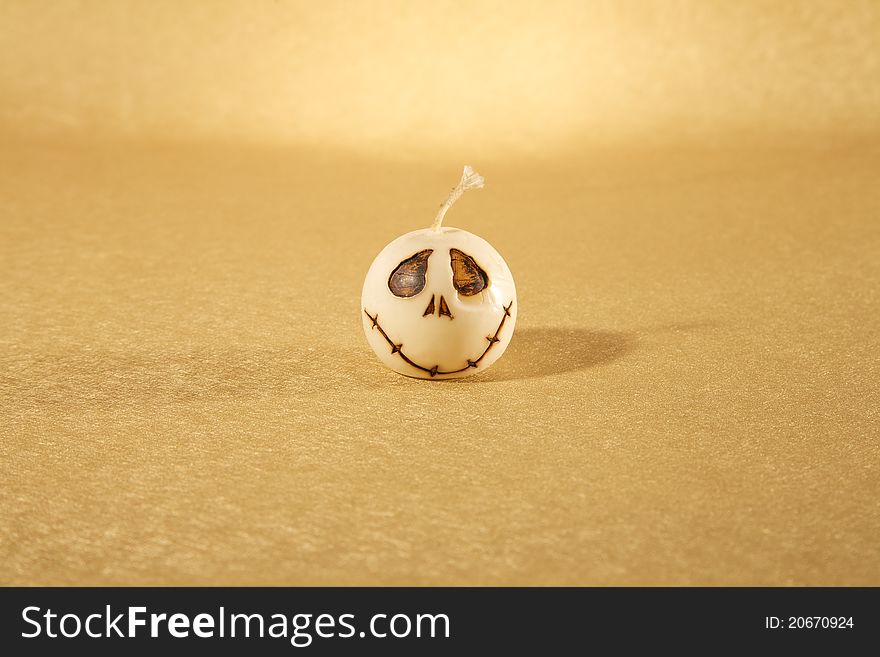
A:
388 249 433 297
450 248 489 296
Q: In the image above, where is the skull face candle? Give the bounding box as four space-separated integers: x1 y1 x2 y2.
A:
361 166 517 379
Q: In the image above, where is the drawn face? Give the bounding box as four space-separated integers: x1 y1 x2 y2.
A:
362 227 517 379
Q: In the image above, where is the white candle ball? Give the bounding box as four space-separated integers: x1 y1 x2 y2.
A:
361 167 517 379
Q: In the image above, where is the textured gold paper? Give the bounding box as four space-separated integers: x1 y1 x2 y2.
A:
1 1 878 585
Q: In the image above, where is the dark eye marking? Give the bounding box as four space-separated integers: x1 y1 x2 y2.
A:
388 249 433 297
450 248 489 296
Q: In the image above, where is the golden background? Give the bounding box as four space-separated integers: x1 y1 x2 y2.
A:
1 0 878 585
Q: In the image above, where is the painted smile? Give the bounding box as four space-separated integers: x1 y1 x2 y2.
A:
364 300 513 377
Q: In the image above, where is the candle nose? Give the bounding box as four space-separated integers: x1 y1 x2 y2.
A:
422 295 453 319
438 295 454 319
423 295 435 317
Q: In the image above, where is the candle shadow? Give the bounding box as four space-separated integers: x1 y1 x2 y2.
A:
476 326 637 382
475 321 717 382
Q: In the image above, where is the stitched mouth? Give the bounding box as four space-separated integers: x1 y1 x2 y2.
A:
364 300 513 377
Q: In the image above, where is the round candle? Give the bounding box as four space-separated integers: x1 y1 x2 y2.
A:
361 166 517 379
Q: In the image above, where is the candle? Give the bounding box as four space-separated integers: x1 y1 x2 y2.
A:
361 166 517 379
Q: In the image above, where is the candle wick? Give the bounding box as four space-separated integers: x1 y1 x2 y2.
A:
431 165 485 232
